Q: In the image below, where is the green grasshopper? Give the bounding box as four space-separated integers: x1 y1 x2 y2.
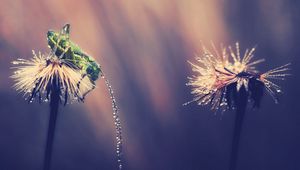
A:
47 24 102 101
47 25 123 168
47 24 102 82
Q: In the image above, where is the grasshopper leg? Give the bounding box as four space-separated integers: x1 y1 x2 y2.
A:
75 74 87 102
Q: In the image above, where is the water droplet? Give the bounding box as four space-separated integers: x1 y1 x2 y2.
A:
104 78 123 170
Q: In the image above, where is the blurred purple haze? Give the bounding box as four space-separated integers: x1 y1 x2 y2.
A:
0 0 299 169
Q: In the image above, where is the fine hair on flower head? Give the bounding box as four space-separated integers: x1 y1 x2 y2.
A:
11 50 95 105
11 24 123 170
185 42 290 111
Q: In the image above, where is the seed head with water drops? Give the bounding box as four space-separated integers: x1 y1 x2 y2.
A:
11 24 123 170
11 24 100 104
186 43 290 111
11 51 96 104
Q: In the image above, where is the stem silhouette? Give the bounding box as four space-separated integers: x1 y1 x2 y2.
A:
229 87 247 170
43 78 60 170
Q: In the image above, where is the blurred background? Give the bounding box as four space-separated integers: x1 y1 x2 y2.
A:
0 0 299 169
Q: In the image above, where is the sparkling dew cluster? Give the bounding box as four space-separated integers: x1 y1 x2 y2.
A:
11 50 94 104
186 43 290 111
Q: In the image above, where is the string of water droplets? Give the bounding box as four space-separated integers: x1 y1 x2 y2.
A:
103 76 123 170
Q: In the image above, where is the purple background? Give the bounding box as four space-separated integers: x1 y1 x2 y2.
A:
0 0 299 169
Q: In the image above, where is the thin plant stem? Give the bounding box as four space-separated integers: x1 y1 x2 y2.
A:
43 78 60 170
229 87 247 170
104 77 123 170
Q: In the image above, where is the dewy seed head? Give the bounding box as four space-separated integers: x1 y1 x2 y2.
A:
186 42 290 111
11 50 95 104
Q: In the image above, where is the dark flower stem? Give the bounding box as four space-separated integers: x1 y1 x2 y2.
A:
43 80 60 170
229 87 247 170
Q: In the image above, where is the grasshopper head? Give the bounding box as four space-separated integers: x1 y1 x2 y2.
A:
47 29 69 56
47 24 70 45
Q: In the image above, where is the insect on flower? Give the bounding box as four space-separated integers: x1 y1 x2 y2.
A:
185 42 290 111
11 24 124 170
47 24 102 82
11 24 101 104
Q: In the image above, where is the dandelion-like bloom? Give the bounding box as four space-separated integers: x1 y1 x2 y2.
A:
11 50 94 104
186 42 290 111
12 24 123 170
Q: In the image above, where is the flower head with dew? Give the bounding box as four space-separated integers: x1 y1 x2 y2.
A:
185 42 290 111
11 24 99 105
11 24 123 170
11 50 95 104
